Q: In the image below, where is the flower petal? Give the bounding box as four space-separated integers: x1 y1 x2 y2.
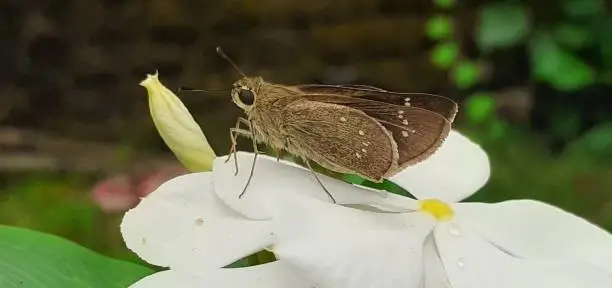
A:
434 222 612 288
121 173 274 272
455 200 612 273
140 72 216 171
272 194 435 288
213 152 418 219
422 236 451 288
390 130 490 203
129 262 315 288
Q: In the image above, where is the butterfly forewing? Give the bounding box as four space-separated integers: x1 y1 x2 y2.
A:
282 99 398 182
295 84 458 122
331 84 387 91
300 94 451 172
376 111 450 170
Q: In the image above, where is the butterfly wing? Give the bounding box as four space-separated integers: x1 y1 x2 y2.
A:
327 84 387 91
294 84 458 122
298 94 451 172
282 99 398 182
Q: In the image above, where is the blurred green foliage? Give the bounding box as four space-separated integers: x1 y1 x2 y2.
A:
451 61 481 89
428 0 612 142
425 16 453 40
475 0 609 91
430 42 459 69
434 0 456 9
0 174 145 263
529 32 595 91
477 2 530 52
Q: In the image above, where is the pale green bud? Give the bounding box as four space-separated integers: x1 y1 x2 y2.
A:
140 71 216 171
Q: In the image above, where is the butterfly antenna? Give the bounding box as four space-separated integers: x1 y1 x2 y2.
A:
216 47 247 78
177 86 229 96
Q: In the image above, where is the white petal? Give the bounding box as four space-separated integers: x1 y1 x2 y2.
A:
213 152 418 219
455 200 612 274
129 262 315 288
121 173 274 273
272 194 435 288
140 72 216 172
390 130 490 202
422 236 451 288
434 222 612 288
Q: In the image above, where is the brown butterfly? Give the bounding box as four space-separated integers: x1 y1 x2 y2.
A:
218 48 458 202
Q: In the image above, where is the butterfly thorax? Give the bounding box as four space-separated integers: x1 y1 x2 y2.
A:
231 77 304 151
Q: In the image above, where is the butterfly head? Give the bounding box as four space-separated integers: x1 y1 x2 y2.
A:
231 77 264 111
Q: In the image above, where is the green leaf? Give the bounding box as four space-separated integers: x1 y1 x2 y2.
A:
434 0 456 9
601 70 612 85
477 3 530 51
224 257 249 268
465 93 496 123
563 122 612 165
425 16 453 40
600 18 612 68
430 42 459 69
552 24 593 49
342 174 365 185
0 226 153 288
550 108 580 141
529 33 595 91
451 61 480 89
487 118 509 140
572 123 612 155
563 0 605 18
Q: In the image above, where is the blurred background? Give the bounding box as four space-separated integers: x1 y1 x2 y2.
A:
0 0 610 263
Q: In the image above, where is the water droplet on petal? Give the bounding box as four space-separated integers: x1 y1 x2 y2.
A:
448 222 461 236
457 258 466 268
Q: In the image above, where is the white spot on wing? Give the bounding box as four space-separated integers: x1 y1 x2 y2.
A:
402 131 409 137
340 117 347 122
358 130 365 136
362 141 369 146
356 152 362 158
361 148 367 153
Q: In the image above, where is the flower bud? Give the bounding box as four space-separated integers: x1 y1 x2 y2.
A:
140 71 216 171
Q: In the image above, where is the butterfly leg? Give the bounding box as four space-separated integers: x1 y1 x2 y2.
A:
304 160 336 204
274 137 289 162
274 147 282 162
238 120 259 199
227 127 252 175
226 117 251 174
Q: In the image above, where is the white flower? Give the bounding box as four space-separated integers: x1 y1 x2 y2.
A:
140 71 216 172
120 172 319 287
212 131 612 288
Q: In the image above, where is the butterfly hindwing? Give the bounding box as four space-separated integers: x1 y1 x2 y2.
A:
281 99 398 181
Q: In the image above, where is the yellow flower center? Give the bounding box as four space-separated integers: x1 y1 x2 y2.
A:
419 199 454 221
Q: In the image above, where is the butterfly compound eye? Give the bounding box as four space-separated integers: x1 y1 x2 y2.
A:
238 89 255 105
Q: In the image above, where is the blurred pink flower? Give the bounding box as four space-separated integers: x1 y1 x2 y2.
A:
135 165 189 198
92 165 188 213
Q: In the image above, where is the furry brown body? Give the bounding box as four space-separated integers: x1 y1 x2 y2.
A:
230 77 457 183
